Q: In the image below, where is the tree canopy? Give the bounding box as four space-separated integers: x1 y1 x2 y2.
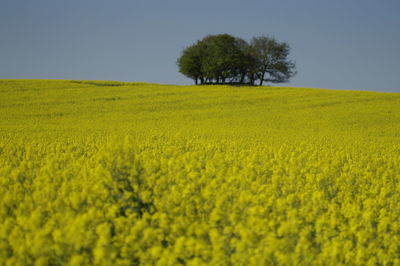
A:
177 34 296 86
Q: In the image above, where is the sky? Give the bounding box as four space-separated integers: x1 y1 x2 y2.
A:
1 0 399 92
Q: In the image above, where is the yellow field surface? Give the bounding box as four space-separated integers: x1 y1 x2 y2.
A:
0 80 399 265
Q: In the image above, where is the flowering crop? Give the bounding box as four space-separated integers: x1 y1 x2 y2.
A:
0 80 399 265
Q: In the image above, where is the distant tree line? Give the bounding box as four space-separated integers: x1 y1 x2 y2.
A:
177 34 296 86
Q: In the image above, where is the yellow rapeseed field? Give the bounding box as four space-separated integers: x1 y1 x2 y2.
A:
0 80 399 265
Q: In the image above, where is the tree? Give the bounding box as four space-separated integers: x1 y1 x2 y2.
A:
250 36 296 86
177 34 296 86
234 37 258 85
177 42 205 85
199 34 244 84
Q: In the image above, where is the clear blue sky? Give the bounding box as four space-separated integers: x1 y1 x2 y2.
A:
1 0 399 92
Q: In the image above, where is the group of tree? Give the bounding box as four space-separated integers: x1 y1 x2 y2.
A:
177 34 296 86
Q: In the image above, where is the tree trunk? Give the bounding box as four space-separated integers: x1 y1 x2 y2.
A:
240 73 245 84
259 72 265 86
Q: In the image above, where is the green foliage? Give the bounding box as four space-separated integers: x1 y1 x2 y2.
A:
199 34 244 84
0 80 400 265
177 44 205 85
250 36 297 85
177 34 296 85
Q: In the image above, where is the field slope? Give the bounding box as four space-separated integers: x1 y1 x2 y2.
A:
0 80 399 265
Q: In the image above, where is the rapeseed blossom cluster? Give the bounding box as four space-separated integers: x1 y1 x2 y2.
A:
0 80 399 265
